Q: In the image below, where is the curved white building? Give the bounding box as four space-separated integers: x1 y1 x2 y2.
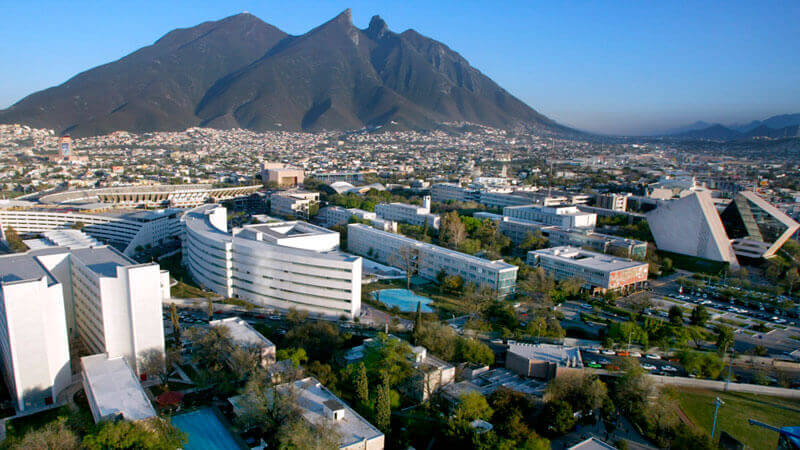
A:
0 205 183 257
183 205 362 318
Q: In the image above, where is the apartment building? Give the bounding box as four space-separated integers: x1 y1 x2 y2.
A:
269 191 319 220
347 224 518 298
316 206 397 232
183 205 362 318
527 246 648 294
596 193 628 211
503 204 597 229
374 196 440 229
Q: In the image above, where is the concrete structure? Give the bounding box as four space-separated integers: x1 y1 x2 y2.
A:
504 205 596 229
440 366 545 409
39 184 261 208
568 437 618 450
647 191 739 266
210 317 276 368
316 206 397 232
344 336 455 402
505 342 583 380
0 205 184 257
81 353 157 423
183 205 362 318
374 196 439 229
596 193 628 212
347 224 518 298
527 246 648 294
41 229 102 248
720 191 800 259
231 377 384 450
270 191 319 220
261 162 305 187
0 251 71 411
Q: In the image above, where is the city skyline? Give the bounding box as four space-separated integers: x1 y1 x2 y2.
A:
0 1 798 135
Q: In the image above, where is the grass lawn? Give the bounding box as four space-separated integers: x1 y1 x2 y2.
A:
671 388 800 450
171 281 214 299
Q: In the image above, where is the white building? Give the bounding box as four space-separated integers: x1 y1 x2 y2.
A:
503 205 596 229
346 224 518 298
0 251 71 411
183 205 362 318
38 184 261 208
527 246 648 294
316 206 397 232
505 342 583 380
81 353 157 423
210 317 276 368
646 191 739 266
260 162 305 187
0 205 184 257
374 196 440 229
270 191 320 220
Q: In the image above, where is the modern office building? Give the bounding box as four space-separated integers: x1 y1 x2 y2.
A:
720 191 800 259
647 191 739 266
374 196 439 229
81 353 157 423
504 205 597 229
316 206 397 232
269 191 319 220
65 246 167 376
527 246 648 294
505 343 583 380
0 204 184 257
183 205 362 318
347 224 518 298
260 162 305 187
0 251 71 411
210 317 276 368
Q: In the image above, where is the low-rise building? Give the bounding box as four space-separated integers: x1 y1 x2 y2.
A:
504 204 596 229
527 246 648 294
596 193 628 212
261 162 305 187
316 206 397 232
347 224 518 298
374 196 439 229
440 366 545 409
210 317 276 368
505 342 583 380
270 191 319 220
81 353 157 423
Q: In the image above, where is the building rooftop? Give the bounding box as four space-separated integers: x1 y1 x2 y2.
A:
81 353 157 422
529 246 646 272
69 246 137 278
0 251 60 285
210 317 275 349
278 377 383 448
507 342 583 368
42 229 101 248
242 221 335 242
568 437 618 450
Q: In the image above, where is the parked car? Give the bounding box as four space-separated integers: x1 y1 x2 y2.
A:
601 349 616 355
641 363 657 371
645 354 661 360
629 352 642 358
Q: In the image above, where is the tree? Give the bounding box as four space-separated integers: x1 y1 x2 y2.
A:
715 324 734 356
375 377 392 432
355 362 369 409
689 305 710 327
11 417 80 450
389 246 418 289
455 391 493 423
207 296 214 321
412 302 423 345
440 211 467 247
787 267 800 295
546 371 608 415
4 226 27 253
276 347 308 368
139 348 181 385
362 333 413 387
540 400 575 435
668 305 683 326
520 230 549 252
83 418 186 450
275 415 342 450
169 303 181 341
184 325 233 385
286 307 310 326
229 345 262 380
442 274 464 294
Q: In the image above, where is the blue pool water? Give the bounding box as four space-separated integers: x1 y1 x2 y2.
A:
172 408 242 450
373 289 434 312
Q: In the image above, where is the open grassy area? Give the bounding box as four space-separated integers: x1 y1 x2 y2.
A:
171 281 215 299
671 388 800 450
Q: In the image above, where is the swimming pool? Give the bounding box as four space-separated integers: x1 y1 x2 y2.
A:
172 407 243 450
373 289 434 312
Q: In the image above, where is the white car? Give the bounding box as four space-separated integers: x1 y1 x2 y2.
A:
586 348 600 354
601 349 616 355
645 354 661 360
629 352 642 358
641 363 657 371
662 365 678 372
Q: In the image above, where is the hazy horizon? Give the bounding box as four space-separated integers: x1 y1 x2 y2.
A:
1 1 798 135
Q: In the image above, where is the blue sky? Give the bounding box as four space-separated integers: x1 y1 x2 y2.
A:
1 1 798 135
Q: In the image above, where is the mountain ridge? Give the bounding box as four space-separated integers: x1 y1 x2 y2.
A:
0 10 567 137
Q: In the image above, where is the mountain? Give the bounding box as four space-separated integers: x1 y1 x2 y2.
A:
744 124 799 139
0 10 566 136
660 121 713 135
732 113 800 133
672 124 742 140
